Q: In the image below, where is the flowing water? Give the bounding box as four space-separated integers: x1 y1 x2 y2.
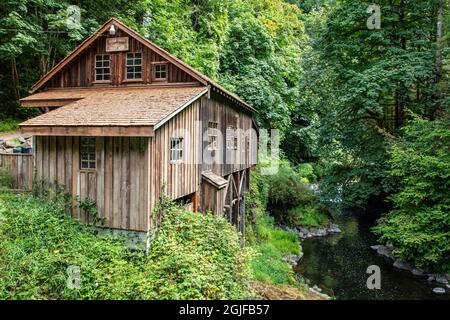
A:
294 209 450 300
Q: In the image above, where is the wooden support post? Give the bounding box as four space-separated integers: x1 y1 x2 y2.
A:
193 191 199 212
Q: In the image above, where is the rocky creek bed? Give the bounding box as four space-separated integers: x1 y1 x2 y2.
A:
286 209 449 300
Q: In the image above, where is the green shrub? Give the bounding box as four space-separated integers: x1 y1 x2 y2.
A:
0 193 253 299
146 205 253 299
287 204 330 228
296 163 317 183
373 116 450 272
0 119 19 132
266 161 315 208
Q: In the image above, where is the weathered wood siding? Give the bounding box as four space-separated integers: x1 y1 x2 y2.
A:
34 136 149 231
200 93 257 176
149 100 200 225
0 153 33 190
46 29 196 90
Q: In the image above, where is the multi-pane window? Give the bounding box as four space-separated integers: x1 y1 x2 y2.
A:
208 121 218 151
170 138 183 162
226 126 238 150
154 63 167 80
80 138 96 170
126 52 142 80
95 54 110 81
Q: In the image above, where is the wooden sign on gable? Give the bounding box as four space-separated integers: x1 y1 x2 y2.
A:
106 37 129 52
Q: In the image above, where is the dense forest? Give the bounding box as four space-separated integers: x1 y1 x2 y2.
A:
0 0 448 299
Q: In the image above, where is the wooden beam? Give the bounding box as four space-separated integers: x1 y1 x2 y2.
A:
20 126 154 137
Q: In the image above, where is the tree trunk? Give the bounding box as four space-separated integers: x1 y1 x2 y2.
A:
434 0 444 119
435 0 443 84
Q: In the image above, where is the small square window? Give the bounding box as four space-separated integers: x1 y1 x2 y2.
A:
80 138 96 170
170 137 183 162
154 63 167 80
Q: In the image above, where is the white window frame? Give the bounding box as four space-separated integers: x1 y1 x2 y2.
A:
207 121 218 151
226 126 238 150
126 52 142 80
170 137 183 162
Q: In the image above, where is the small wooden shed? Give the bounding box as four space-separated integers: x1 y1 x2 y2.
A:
19 18 258 234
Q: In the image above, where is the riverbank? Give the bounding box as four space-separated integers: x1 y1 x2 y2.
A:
295 209 450 300
371 244 449 287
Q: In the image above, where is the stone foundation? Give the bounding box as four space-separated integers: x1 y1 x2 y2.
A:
94 227 149 251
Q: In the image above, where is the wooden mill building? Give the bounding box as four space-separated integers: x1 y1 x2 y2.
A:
19 18 258 235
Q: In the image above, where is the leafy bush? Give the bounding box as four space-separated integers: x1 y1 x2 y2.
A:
146 202 253 300
373 116 450 272
266 160 315 209
296 163 317 183
0 193 253 299
287 204 330 228
0 119 19 132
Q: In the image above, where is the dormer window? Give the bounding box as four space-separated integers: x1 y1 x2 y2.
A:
153 63 167 81
95 54 110 81
126 52 142 80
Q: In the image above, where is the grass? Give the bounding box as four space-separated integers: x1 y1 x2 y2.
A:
250 214 300 285
0 119 19 133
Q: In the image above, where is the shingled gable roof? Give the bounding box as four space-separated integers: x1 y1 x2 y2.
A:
20 87 208 136
30 18 256 114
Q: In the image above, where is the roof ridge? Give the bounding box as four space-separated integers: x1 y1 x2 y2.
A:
30 17 256 113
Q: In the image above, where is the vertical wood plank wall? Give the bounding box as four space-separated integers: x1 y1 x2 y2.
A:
200 93 257 176
35 136 149 231
0 153 33 190
48 29 196 89
149 100 200 224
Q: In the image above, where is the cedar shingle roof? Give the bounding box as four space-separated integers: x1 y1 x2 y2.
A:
20 86 207 127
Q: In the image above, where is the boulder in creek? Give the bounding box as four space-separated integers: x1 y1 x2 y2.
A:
435 275 449 285
393 259 413 272
411 268 428 277
377 245 395 260
432 287 445 295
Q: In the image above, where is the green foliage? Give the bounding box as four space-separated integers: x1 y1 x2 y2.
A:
298 0 448 209
147 204 253 299
296 163 316 183
266 160 315 210
373 116 450 272
75 196 104 226
245 166 301 286
251 214 299 285
0 119 19 132
287 204 330 228
0 193 253 299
